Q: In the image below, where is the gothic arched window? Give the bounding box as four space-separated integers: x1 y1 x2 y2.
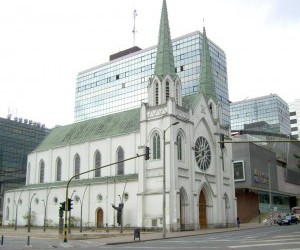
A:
177 133 183 161
117 147 124 175
56 157 62 181
39 160 45 183
155 82 159 105
153 133 161 159
166 81 170 101
74 154 80 179
94 150 101 177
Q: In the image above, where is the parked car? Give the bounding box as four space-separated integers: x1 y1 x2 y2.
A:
277 215 298 225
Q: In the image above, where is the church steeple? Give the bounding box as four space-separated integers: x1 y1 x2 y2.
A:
147 0 182 107
200 26 216 102
154 0 176 79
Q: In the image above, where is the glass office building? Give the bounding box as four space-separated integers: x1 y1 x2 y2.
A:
289 99 300 139
0 117 50 219
230 94 291 135
74 31 230 126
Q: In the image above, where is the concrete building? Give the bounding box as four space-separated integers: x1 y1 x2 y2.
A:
232 134 300 223
3 0 236 231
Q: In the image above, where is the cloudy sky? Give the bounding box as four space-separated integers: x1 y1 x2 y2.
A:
1 0 299 128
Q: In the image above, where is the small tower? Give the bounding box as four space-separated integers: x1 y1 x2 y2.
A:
199 26 219 120
147 0 182 107
200 26 216 102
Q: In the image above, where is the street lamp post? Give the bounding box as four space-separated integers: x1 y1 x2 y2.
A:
42 199 46 231
14 200 18 231
14 189 24 231
268 162 272 225
79 185 89 233
42 187 52 232
163 121 179 238
28 193 36 233
68 190 76 234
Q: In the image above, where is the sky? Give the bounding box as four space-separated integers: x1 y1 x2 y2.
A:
1 0 300 128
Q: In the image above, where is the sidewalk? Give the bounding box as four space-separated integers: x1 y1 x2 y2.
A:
0 223 266 245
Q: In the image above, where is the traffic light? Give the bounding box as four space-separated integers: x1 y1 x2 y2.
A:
67 198 73 211
59 201 66 211
220 133 225 149
145 146 150 160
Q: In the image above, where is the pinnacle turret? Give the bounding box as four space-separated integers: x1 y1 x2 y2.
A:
199 27 216 101
154 0 176 79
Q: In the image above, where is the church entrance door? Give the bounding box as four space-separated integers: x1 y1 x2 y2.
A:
96 208 103 228
199 190 207 228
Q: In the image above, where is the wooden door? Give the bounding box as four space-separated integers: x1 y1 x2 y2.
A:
199 190 207 228
97 208 103 228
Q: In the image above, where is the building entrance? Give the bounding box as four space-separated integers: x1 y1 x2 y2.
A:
96 208 103 228
199 190 207 228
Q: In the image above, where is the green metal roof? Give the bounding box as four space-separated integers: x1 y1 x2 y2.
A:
182 93 200 110
34 97 201 153
154 0 176 79
34 108 140 152
199 27 216 102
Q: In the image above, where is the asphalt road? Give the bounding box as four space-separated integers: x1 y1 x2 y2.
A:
1 224 299 249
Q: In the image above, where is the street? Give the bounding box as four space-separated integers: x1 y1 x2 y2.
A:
0 224 299 249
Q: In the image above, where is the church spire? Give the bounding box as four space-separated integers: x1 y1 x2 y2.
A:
154 0 176 79
199 26 216 101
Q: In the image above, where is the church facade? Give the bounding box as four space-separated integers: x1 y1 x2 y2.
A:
3 0 236 231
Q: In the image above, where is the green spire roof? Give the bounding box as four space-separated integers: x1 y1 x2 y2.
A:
154 0 176 78
200 27 216 101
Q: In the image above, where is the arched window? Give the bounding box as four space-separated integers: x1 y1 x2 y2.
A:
166 81 169 101
117 147 124 175
56 157 62 181
5 206 9 220
209 103 213 115
39 160 45 183
176 84 179 102
177 133 183 161
153 133 161 159
155 82 159 105
94 150 101 177
74 154 80 179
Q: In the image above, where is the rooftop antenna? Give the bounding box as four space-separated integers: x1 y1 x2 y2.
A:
132 9 138 46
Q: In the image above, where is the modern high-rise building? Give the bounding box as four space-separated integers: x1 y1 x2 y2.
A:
0 117 50 220
230 94 291 135
289 99 300 139
74 31 230 126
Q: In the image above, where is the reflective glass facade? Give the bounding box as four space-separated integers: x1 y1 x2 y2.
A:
289 99 300 139
230 94 291 135
75 31 230 126
0 117 50 218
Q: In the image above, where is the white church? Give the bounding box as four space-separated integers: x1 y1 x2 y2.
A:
3 0 237 231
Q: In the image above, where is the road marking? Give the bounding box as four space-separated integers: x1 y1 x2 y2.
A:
280 249 300 250
243 238 296 243
229 242 300 248
121 247 219 249
271 235 300 238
